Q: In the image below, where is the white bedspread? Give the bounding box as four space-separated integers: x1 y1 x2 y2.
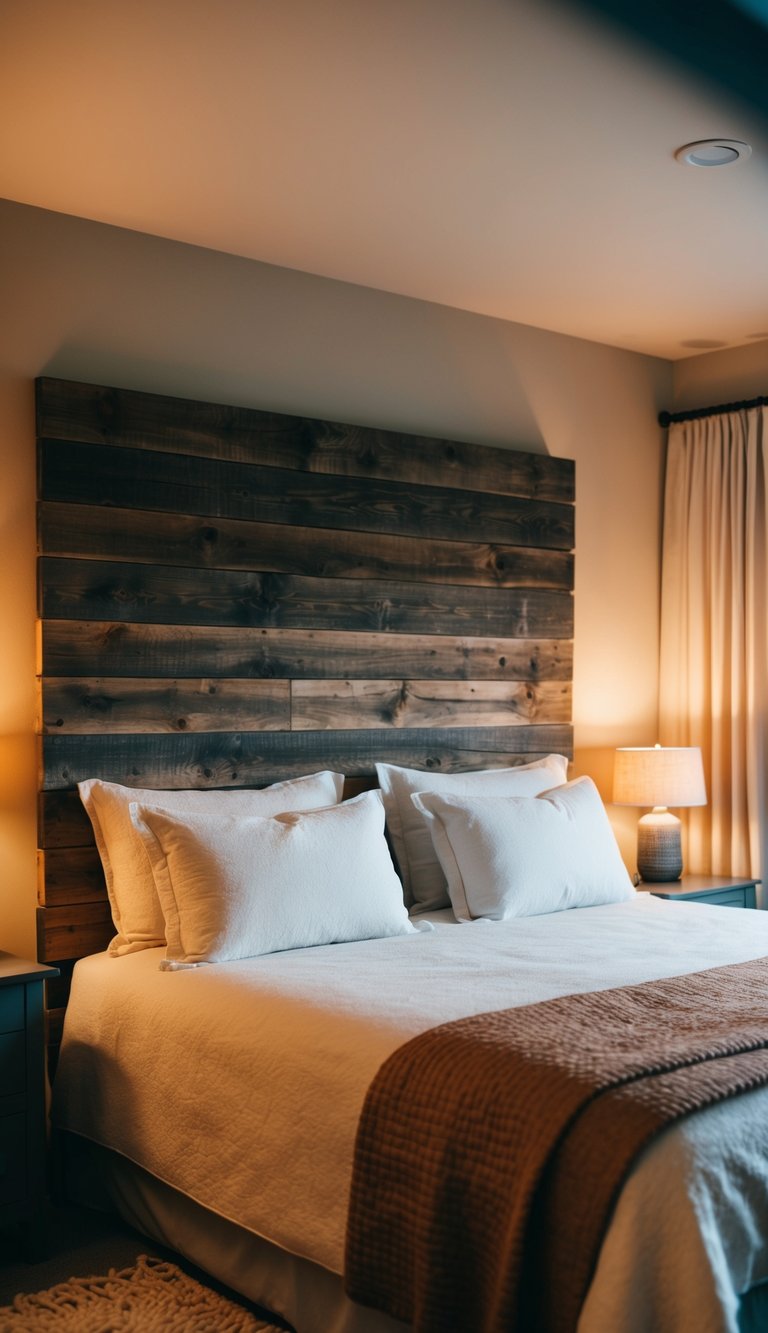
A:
53 894 768 1332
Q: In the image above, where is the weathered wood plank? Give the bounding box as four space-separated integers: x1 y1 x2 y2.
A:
40 440 574 551
291 680 572 730
38 790 94 849
39 503 574 591
41 678 290 734
37 847 106 906
39 558 574 638
37 902 113 963
42 726 573 790
39 776 384 855
41 622 573 682
36 379 575 504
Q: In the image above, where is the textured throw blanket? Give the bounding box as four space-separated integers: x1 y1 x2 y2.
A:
345 957 768 1333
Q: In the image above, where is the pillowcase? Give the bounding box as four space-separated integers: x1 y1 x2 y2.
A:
375 754 569 910
130 790 415 966
412 776 634 921
79 771 344 956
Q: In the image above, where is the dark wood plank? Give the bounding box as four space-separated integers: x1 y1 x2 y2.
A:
39 558 573 638
36 379 575 504
41 678 290 734
38 790 94 849
45 964 73 1012
41 622 574 682
39 503 574 591
291 680 572 730
40 440 574 551
37 847 106 906
37 903 113 963
41 725 573 790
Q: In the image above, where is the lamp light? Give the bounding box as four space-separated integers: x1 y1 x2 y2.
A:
613 745 706 883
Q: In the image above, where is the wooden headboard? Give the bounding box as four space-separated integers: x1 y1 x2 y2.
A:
35 376 574 1050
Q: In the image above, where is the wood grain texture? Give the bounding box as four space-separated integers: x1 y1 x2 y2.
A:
38 780 381 851
40 439 574 550
41 677 290 734
42 726 573 790
41 622 573 682
39 558 573 638
37 903 113 963
38 790 94 849
36 377 575 984
291 680 572 730
39 503 574 591
36 379 575 504
37 847 107 906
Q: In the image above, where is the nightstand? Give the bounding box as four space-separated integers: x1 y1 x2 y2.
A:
644 874 760 909
0 952 59 1259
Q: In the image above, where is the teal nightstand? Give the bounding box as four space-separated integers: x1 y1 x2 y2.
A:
645 874 759 909
0 952 59 1259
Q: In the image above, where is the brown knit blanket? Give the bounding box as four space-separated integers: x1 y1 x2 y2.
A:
344 957 768 1333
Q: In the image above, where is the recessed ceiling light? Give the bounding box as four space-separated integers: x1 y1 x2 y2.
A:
675 139 752 167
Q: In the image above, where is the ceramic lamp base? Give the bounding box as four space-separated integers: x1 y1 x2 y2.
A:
637 808 683 882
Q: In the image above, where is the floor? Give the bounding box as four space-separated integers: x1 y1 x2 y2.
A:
0 1200 292 1327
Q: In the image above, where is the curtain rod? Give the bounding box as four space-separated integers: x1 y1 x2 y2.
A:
658 394 768 427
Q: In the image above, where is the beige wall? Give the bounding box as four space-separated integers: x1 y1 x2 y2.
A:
672 342 768 411
0 198 671 957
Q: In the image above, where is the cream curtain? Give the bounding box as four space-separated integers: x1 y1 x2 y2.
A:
659 406 768 882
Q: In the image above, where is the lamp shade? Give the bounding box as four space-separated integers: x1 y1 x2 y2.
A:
613 746 706 809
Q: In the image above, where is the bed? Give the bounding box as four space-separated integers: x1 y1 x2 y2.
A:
35 378 768 1332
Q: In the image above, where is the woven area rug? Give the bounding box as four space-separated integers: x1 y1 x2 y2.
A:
0 1254 288 1332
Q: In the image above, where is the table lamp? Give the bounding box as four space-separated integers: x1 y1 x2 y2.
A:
612 745 707 882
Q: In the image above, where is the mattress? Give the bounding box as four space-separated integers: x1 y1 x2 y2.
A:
52 893 768 1332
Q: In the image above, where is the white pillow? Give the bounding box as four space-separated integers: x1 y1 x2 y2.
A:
375 755 569 910
79 771 344 955
412 777 634 921
130 790 415 966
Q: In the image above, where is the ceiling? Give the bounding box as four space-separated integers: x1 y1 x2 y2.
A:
2 0 767 361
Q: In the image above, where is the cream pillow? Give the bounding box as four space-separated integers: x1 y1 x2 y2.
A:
375 754 569 910
412 776 634 921
130 790 415 966
79 771 344 955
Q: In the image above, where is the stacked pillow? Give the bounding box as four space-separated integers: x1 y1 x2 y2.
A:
412 775 634 921
375 754 570 911
81 754 632 967
79 771 345 955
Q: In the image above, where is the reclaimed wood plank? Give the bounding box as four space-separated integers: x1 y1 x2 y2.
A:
291 680 572 730
39 503 574 591
39 558 573 638
37 847 106 906
40 440 574 551
42 725 573 790
36 379 575 504
38 790 94 849
41 622 573 682
37 903 113 963
41 678 290 734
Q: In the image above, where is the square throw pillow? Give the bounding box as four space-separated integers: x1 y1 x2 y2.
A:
79 771 345 955
130 790 415 965
412 776 634 921
375 754 569 911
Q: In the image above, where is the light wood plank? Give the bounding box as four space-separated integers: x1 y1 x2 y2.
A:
291 680 572 730
41 622 574 682
36 378 575 504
